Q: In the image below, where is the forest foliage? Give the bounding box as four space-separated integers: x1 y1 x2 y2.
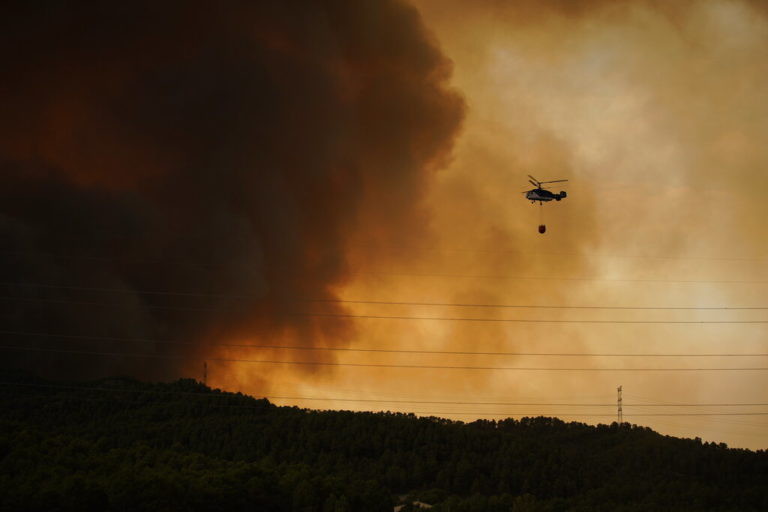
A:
1 373 766 511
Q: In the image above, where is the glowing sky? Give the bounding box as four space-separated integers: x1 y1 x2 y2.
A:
2 0 766 451
243 0 768 450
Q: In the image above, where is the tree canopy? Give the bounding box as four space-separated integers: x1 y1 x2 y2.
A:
1 373 765 511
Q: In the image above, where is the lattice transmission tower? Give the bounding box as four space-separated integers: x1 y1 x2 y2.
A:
617 385 623 424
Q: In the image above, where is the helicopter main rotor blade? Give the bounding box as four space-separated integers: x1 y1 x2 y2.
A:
528 179 538 187
540 179 568 184
527 174 539 184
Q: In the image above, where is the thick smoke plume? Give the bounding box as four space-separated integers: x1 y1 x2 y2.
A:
0 1 463 381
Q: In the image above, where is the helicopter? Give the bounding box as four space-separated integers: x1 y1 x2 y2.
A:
525 175 568 204
524 175 568 234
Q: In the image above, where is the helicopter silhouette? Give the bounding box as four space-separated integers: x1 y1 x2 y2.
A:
524 175 568 204
524 175 568 234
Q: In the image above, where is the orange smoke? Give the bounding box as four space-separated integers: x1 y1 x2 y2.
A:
0 0 463 385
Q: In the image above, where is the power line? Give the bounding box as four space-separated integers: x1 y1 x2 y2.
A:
0 248 226 267
298 313 768 325
0 282 240 299
362 271 768 285
421 412 768 418
5 295 768 323
624 393 768 411
365 246 768 263
398 411 768 417
2 345 767 371
265 395 768 407
0 295 220 312
10 381 767 408
5 245 767 263
0 380 239 399
2 330 766 357
3 381 766 418
4 282 768 310
309 299 768 311
0 382 269 411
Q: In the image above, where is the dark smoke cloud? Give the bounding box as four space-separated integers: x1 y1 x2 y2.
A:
0 0 464 381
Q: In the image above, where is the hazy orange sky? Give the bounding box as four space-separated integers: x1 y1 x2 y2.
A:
2 1 765 450
221 0 768 450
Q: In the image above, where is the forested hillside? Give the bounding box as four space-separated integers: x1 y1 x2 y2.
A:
1 373 766 511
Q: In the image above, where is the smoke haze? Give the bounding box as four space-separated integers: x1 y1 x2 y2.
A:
0 0 463 381
2 0 767 450
386 0 768 449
